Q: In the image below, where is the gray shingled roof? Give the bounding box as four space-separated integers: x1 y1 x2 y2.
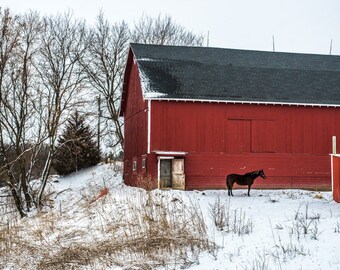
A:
130 43 340 106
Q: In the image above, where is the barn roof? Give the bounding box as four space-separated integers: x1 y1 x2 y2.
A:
126 43 340 107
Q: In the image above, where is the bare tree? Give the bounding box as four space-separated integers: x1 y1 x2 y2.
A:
0 9 204 216
0 8 24 217
0 9 44 217
83 13 203 154
82 12 129 151
131 14 204 46
35 13 88 207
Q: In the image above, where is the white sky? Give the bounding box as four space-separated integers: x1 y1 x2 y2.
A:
1 0 340 55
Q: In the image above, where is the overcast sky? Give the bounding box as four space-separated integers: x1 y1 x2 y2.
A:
1 0 340 55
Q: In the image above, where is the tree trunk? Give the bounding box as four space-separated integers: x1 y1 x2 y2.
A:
36 150 53 208
10 187 27 218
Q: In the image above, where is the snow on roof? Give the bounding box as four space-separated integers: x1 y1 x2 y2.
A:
138 64 168 99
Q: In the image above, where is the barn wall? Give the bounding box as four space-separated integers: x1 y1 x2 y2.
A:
122 60 149 186
150 101 340 190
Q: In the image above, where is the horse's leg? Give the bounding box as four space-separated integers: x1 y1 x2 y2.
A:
227 178 233 196
226 178 230 196
228 184 233 196
247 184 251 196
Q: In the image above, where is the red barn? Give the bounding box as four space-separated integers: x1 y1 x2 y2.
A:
119 43 340 191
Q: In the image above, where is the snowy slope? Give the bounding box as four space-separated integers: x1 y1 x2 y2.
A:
1 164 340 269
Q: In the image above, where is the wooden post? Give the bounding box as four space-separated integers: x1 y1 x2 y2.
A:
332 136 340 202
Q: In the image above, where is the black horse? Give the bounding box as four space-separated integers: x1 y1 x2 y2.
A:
226 170 266 196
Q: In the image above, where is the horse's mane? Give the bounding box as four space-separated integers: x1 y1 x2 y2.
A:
245 170 261 176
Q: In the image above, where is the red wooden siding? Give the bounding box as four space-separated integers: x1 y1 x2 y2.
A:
150 101 340 190
332 155 340 202
122 59 149 186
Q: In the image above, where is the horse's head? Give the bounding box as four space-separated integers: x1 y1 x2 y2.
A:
259 169 266 179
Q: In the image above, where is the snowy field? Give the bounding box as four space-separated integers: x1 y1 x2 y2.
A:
1 164 340 270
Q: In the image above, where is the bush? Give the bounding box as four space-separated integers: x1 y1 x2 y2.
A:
53 111 100 175
0 143 52 186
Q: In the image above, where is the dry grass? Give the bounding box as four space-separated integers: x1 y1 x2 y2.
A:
0 183 214 269
209 196 254 235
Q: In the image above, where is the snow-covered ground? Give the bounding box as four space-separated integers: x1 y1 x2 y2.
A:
1 164 340 270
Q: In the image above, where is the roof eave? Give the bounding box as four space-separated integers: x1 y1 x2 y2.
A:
145 97 340 108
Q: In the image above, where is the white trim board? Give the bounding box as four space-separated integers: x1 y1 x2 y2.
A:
145 97 340 108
